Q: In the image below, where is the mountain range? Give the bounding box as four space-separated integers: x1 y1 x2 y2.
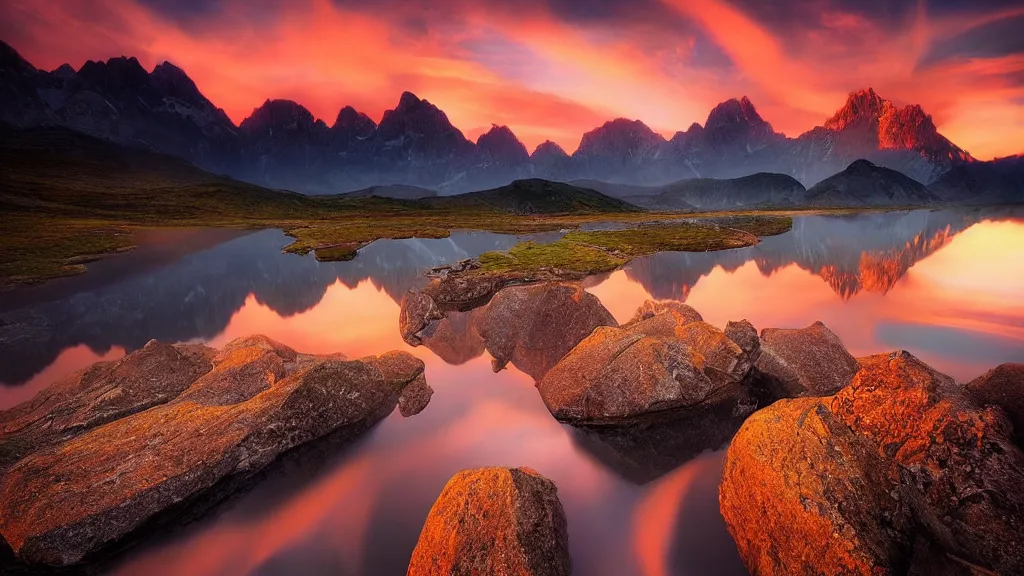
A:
1 40 1019 201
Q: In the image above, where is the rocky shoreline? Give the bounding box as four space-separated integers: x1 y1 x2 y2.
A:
0 336 431 569
1 278 1021 574
401 280 1024 574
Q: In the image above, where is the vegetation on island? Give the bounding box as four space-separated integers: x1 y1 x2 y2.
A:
1 125 795 289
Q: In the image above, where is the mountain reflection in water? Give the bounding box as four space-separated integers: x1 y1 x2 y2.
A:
0 208 1022 576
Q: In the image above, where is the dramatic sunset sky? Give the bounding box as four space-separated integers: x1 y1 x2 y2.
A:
2 0 1023 158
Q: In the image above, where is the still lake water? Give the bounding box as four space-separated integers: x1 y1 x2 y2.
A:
1 208 1023 575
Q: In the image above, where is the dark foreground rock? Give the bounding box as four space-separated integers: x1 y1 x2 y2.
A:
966 363 1024 447
407 467 571 576
721 351 1024 576
0 335 429 568
753 321 860 398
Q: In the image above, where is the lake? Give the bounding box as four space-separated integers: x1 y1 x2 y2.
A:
1 207 1022 576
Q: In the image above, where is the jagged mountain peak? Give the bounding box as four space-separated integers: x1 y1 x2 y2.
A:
477 124 529 165
825 88 890 130
332 105 376 134
823 88 974 164
531 140 569 159
239 99 318 134
576 118 666 158
705 96 770 132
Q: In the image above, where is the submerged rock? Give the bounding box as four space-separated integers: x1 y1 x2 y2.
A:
966 363 1024 447
0 336 428 568
721 351 1024 576
407 467 570 576
0 340 214 469
475 282 616 380
753 321 859 398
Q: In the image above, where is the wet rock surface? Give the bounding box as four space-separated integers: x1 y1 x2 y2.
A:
753 321 860 398
0 335 428 568
407 467 570 576
721 351 1024 576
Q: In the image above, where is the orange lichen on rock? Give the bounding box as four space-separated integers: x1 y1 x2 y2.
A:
0 335 429 568
721 350 1024 576
407 467 570 576
0 340 214 469
720 397 914 575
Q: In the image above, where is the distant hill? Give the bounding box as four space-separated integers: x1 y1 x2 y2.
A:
805 159 940 208
647 173 806 210
0 125 363 220
423 178 641 214
343 184 438 200
576 173 805 211
928 155 1024 206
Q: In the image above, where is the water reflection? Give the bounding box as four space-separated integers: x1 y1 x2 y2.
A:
1 208 1023 576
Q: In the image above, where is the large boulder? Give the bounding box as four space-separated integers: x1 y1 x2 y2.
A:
721 351 1024 576
475 282 616 380
0 340 214 469
720 397 915 575
753 321 859 398
966 363 1024 447
831 352 1024 574
538 326 713 426
407 467 570 576
0 336 428 568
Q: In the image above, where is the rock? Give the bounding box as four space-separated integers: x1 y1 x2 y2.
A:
966 363 1024 447
0 336 426 567
721 351 1024 576
0 340 214 469
753 321 859 398
721 397 915 574
676 321 755 386
415 309 486 365
624 300 703 327
407 467 570 576
475 282 616 381
724 319 760 362
831 352 1024 575
399 290 443 345
398 373 434 417
538 326 712 426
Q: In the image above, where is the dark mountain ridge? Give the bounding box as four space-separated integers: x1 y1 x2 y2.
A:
805 159 941 208
1 40 1017 204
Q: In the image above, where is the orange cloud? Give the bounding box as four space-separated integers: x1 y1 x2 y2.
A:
2 0 1023 157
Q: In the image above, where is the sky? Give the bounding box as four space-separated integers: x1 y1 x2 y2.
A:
2 0 1023 158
